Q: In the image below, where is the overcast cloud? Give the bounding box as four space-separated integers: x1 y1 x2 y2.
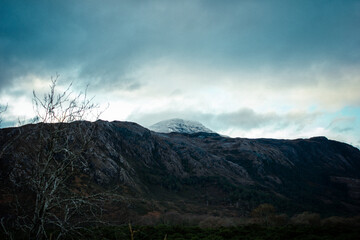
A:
1 0 360 147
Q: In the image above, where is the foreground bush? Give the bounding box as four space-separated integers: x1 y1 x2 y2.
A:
2 224 352 240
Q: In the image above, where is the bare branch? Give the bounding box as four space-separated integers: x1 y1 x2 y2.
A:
2 76 109 239
32 75 100 124
0 103 8 127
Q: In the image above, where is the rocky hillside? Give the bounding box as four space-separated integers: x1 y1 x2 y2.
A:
1 120 360 218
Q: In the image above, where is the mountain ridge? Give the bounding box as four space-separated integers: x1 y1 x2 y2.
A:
1 120 360 220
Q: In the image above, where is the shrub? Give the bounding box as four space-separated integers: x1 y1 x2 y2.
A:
290 212 321 225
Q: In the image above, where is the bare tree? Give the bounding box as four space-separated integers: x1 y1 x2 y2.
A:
1 76 108 239
32 75 100 124
0 104 7 127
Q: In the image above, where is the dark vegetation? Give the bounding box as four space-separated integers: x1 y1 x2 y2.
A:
2 223 360 240
1 200 360 239
75 224 360 240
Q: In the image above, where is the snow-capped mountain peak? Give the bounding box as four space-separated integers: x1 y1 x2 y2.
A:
149 118 214 134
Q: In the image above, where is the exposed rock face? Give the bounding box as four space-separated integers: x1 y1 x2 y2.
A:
1 120 360 216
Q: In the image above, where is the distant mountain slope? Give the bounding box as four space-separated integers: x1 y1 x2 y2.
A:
149 118 215 134
1 120 360 219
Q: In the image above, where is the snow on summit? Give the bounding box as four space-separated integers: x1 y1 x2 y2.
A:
149 119 214 134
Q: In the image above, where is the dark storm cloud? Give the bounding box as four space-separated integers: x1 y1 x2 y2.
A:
1 0 359 91
0 0 145 90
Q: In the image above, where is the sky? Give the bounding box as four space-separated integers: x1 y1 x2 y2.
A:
1 0 360 148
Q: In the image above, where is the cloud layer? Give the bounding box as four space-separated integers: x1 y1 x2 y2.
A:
1 0 360 88
1 0 360 147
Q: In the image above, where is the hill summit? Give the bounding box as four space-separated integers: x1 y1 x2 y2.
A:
149 118 214 134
